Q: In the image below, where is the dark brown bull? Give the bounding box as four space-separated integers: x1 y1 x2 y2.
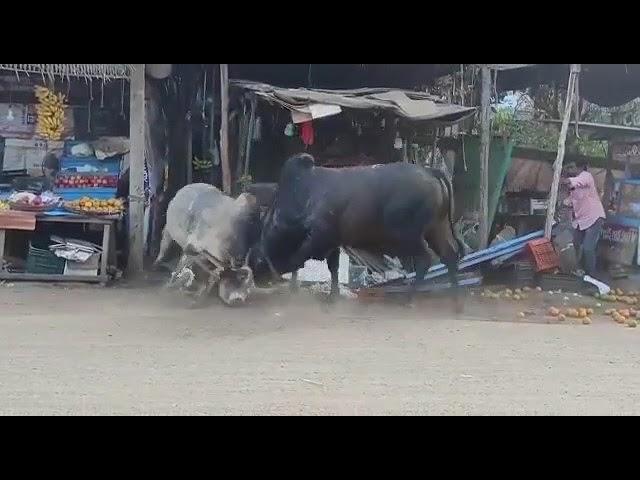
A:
249 153 463 309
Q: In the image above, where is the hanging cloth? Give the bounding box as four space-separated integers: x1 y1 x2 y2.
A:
300 121 315 147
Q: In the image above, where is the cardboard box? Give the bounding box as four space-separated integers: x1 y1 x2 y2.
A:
0 104 37 139
63 253 100 277
2 138 65 173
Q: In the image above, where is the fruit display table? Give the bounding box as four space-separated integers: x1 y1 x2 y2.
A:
0 213 118 285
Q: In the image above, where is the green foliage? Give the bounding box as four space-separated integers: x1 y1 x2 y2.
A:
493 104 607 158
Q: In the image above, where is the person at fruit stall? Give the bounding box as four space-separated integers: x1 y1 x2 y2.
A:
42 153 59 180
561 160 606 277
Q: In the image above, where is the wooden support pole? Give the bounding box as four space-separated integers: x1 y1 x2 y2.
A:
244 95 258 178
478 66 492 250
220 64 231 195
544 64 581 239
127 64 146 276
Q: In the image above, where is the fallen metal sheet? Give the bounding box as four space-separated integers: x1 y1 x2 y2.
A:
401 230 544 282
359 276 482 296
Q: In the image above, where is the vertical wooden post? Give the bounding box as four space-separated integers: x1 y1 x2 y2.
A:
544 64 581 238
244 95 258 178
185 120 193 186
127 64 146 276
478 66 492 250
220 64 231 195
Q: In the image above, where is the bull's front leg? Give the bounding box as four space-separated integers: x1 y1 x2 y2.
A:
284 233 339 303
326 249 340 303
189 263 222 309
290 270 299 293
166 254 197 290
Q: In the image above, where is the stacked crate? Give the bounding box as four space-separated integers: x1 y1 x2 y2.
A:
53 142 121 202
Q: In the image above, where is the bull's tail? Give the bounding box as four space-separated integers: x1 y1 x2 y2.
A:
430 169 465 261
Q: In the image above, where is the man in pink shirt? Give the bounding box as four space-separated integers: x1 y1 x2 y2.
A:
561 161 606 277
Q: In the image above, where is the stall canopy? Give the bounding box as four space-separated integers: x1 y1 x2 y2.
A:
231 80 477 125
0 64 132 80
494 64 640 107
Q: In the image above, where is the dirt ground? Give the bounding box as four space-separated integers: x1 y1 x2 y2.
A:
1 282 639 416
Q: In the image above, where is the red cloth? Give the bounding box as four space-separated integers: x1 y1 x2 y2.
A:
300 121 315 146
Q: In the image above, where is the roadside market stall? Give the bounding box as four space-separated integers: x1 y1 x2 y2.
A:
0 64 136 283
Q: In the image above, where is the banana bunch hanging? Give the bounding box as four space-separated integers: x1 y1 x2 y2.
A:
35 86 67 140
193 156 214 171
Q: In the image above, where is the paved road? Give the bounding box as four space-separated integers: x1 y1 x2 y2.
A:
1 284 639 415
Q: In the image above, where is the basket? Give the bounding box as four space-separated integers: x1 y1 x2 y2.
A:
63 204 122 218
26 242 66 275
527 238 560 273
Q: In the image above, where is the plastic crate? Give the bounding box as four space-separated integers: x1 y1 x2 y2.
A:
55 189 117 202
527 238 560 272
60 155 121 174
26 242 66 275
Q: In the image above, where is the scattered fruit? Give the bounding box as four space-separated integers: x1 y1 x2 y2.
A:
565 308 579 318
513 294 521 301
558 314 567 321
548 307 561 317
582 317 592 325
518 312 526 318
587 308 594 315
627 319 638 328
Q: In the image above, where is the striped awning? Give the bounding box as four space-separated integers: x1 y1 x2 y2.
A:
0 64 133 80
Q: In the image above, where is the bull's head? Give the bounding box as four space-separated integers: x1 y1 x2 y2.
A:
227 193 262 269
218 251 255 306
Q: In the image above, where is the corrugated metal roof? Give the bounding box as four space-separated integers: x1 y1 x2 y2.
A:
0 64 133 80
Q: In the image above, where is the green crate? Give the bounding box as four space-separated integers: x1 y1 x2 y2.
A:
26 243 66 275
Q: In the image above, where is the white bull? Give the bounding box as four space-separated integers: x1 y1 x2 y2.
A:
154 183 260 306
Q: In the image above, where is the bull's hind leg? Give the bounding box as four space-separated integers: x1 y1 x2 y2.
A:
427 223 463 315
409 244 433 305
154 228 175 270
